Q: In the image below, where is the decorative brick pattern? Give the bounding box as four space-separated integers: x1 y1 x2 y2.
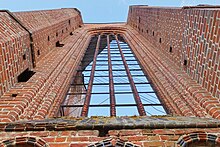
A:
0 9 84 122
0 127 220 146
127 6 220 98
177 133 220 147
14 8 83 63
88 138 140 147
0 27 90 122
0 136 48 147
0 6 220 147
183 9 220 98
0 21 219 121
123 26 220 118
0 12 31 97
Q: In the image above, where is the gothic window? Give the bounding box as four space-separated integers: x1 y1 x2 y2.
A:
59 33 167 117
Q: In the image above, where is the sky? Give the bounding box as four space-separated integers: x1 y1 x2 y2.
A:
0 0 219 23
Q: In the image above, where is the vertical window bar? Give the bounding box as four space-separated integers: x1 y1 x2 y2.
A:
107 35 116 116
81 35 101 117
115 35 146 116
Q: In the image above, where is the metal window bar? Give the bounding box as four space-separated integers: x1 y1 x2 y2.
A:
81 35 101 117
61 104 162 108
60 33 167 117
107 35 116 116
72 82 150 86
115 35 146 116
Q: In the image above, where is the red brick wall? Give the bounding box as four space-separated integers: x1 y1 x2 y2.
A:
0 9 84 122
14 8 83 63
0 12 31 97
123 25 220 118
0 22 219 121
0 27 91 122
0 129 220 146
0 9 83 97
127 6 220 98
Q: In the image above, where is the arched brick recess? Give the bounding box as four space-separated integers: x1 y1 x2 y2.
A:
177 133 220 147
0 136 49 147
87 138 140 147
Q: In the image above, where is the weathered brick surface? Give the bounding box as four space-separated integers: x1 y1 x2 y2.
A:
127 6 220 98
14 8 83 63
0 20 219 121
0 12 31 97
0 8 82 98
0 128 220 146
0 27 91 122
123 25 220 118
0 9 84 121
0 6 220 147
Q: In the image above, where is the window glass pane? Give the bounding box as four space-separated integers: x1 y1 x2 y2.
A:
144 106 166 116
115 94 135 104
113 70 127 76
114 85 132 92
130 70 145 75
112 65 124 70
113 77 129 83
92 85 109 93
93 77 109 83
140 93 161 104
89 107 109 116
126 60 138 64
90 94 109 104
116 106 138 116
95 71 108 76
136 84 153 92
61 34 167 117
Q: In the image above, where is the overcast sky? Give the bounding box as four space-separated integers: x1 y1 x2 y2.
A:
0 0 219 23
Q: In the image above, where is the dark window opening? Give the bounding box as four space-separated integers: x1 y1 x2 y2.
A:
79 25 82 28
23 54 26 60
11 93 18 97
147 30 148 33
62 30 64 33
37 50 40 56
98 129 109 137
153 31 154 36
70 32 73 36
17 68 35 82
48 36 50 41
184 60 187 66
59 33 167 117
138 17 141 23
56 41 64 47
159 38 162 43
169 46 172 52
69 19 71 25
56 32 58 37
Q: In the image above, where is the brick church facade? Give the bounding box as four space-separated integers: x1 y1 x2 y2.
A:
0 5 219 147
